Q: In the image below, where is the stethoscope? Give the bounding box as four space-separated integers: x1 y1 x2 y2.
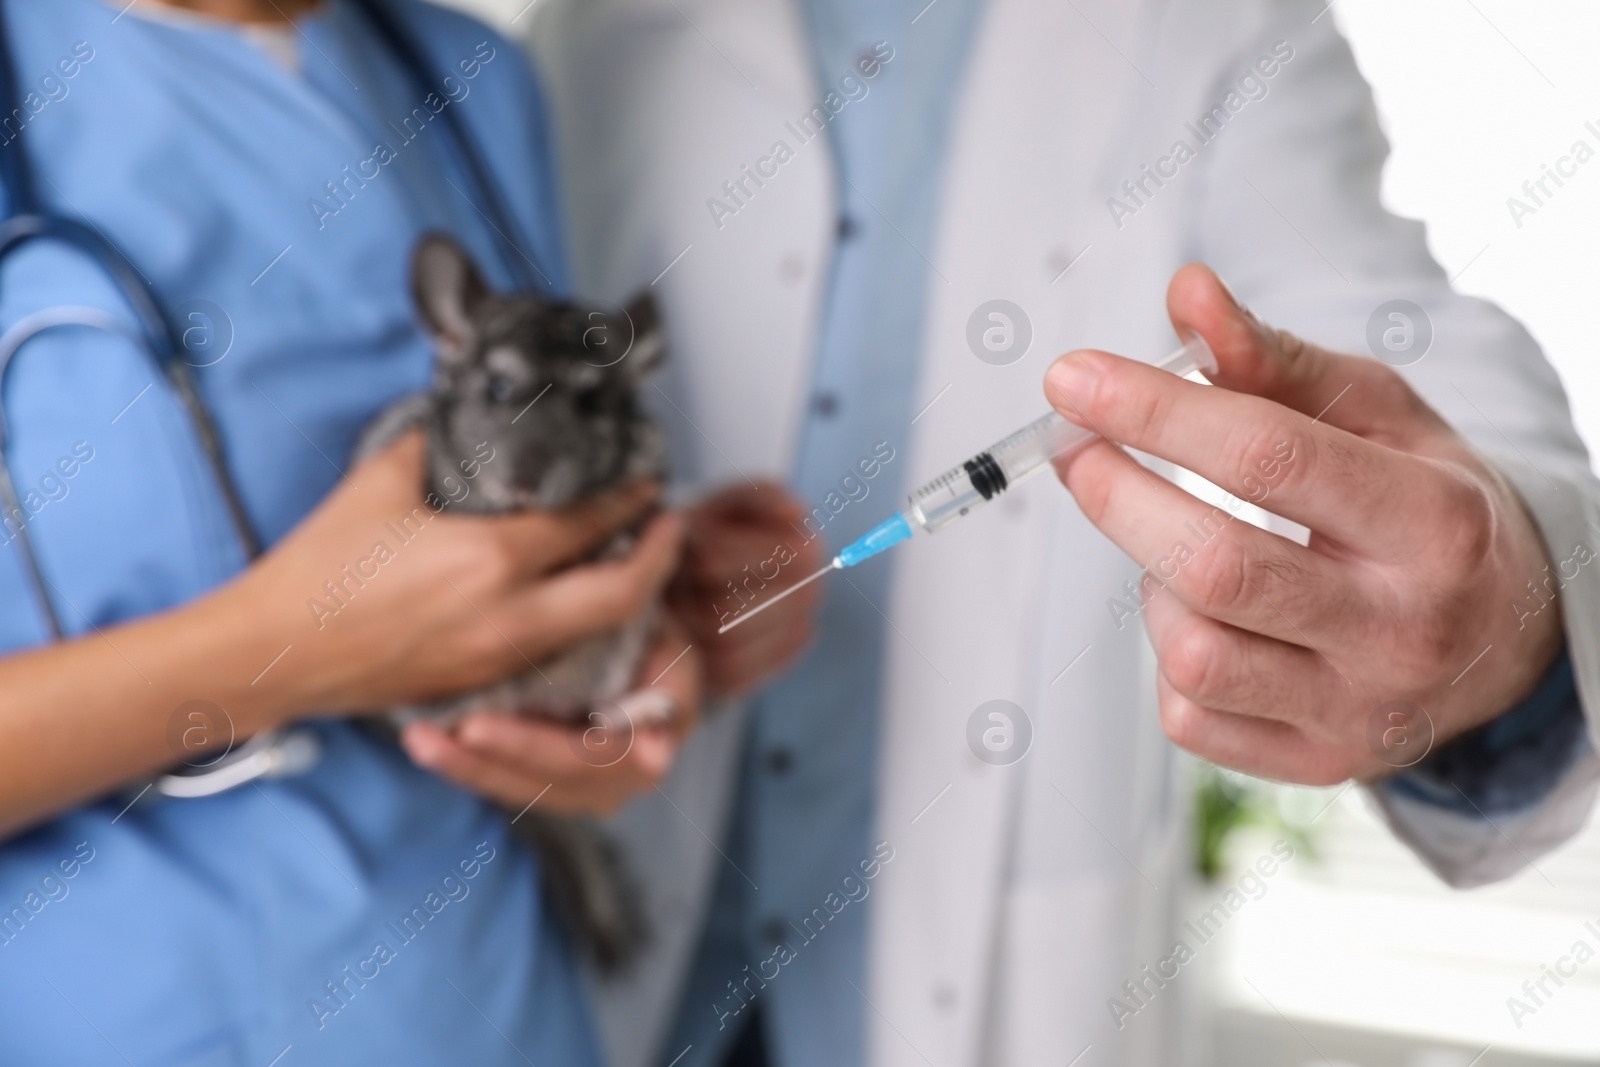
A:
0 0 538 797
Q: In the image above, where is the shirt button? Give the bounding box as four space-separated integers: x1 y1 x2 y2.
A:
836 214 859 241
762 919 789 946
811 392 839 419
765 747 794 774
932 982 958 1013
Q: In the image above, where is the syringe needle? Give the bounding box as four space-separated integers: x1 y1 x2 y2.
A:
717 559 840 634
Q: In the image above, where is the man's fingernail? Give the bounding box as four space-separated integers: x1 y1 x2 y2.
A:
1046 356 1101 414
1213 271 1241 309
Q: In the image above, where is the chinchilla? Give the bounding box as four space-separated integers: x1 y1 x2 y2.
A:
358 232 669 971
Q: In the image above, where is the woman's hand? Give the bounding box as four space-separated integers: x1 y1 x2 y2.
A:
399 613 703 816
235 431 684 718
668 482 824 698
0 431 683 836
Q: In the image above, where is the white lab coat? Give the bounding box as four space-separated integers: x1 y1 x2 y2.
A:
526 0 1600 1064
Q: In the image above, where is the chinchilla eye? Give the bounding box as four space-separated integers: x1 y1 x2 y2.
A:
486 376 515 403
576 389 604 416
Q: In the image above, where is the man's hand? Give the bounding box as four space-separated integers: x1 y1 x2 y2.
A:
669 483 824 699
1045 264 1564 785
400 613 703 816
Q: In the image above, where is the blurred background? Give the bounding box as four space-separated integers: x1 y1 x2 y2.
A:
449 0 1600 1063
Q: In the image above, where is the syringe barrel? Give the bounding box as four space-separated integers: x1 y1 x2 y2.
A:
906 462 988 532
905 335 1214 533
906 413 1085 531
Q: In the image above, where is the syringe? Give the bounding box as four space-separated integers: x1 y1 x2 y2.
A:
718 336 1217 633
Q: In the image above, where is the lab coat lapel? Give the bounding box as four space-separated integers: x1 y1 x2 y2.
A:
542 0 832 483
656 0 835 482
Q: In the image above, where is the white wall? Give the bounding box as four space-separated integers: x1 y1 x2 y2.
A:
1333 0 1600 465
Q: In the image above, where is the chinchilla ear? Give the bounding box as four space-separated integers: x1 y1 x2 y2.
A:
411 233 489 364
620 292 665 381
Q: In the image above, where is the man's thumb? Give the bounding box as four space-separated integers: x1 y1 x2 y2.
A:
1167 263 1343 416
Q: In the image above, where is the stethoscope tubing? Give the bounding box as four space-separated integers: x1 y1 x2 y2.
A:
0 306 131 642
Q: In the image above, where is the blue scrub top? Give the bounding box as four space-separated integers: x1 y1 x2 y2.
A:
0 2 600 1065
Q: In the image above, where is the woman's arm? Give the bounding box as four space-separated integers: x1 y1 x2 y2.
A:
0 433 682 839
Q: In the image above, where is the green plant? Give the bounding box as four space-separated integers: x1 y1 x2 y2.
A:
1193 764 1319 881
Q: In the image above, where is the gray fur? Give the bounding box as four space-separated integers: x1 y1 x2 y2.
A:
359 233 668 970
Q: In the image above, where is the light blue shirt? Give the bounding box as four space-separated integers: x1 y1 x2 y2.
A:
0 2 597 1065
664 2 986 1065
